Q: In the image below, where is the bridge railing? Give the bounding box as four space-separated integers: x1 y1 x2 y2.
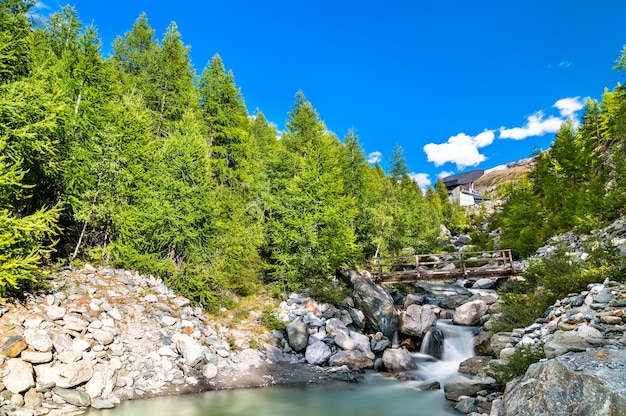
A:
369 249 516 282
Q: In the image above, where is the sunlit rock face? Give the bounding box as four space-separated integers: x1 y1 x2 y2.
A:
503 348 626 416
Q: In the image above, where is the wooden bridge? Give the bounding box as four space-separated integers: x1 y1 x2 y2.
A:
369 249 517 283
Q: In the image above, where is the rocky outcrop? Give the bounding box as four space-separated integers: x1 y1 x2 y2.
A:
504 348 626 415
336 267 398 337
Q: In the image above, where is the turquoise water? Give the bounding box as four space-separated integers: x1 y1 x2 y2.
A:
88 321 473 416
88 373 460 416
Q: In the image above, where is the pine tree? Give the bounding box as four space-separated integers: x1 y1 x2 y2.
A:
266 92 359 288
0 0 34 84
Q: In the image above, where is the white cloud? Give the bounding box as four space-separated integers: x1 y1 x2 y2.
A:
554 96 584 118
409 172 431 190
499 97 586 140
438 170 455 179
423 130 494 170
367 151 382 164
499 111 563 140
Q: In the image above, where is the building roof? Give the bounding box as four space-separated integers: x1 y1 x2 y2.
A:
442 169 484 188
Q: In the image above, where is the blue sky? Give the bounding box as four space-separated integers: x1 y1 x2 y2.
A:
38 1 626 189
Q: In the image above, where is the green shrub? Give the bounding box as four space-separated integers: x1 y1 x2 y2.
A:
261 305 286 331
490 288 552 333
488 344 545 383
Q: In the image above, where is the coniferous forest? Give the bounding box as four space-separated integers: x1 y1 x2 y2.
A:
1 2 466 307
3 1 626 310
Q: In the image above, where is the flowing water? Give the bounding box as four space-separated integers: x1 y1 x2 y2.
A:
87 321 475 416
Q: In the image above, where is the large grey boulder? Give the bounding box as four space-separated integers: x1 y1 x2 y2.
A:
453 299 488 326
382 348 418 372
286 321 309 352
305 341 332 365
337 267 398 337
399 304 437 338
503 348 626 415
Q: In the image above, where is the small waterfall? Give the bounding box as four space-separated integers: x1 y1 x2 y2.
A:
420 327 444 359
391 330 400 348
414 320 476 381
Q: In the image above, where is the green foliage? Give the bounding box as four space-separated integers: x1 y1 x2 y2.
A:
490 286 552 333
0 0 34 84
0 140 59 297
488 345 546 383
260 305 287 331
492 241 626 332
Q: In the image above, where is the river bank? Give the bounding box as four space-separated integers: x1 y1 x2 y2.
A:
0 264 340 415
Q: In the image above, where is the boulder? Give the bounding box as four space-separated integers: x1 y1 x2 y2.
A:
84 363 117 399
453 300 488 326
443 374 498 401
458 356 493 376
172 332 204 366
403 293 425 308
21 350 53 364
286 321 309 352
3 359 35 394
305 341 332 365
91 329 115 346
350 332 375 359
504 348 626 415
489 332 516 357
53 387 91 407
543 330 597 359
264 344 298 364
24 329 53 352
328 349 373 369
337 267 398 337
44 305 67 321
439 294 471 309
54 359 95 388
202 363 218 379
473 330 494 356
333 328 356 351
472 278 496 289
382 348 418 372
1 335 28 358
400 304 437 338
421 327 444 359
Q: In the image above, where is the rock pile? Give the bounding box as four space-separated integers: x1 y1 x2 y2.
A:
0 265 274 415
491 280 626 415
